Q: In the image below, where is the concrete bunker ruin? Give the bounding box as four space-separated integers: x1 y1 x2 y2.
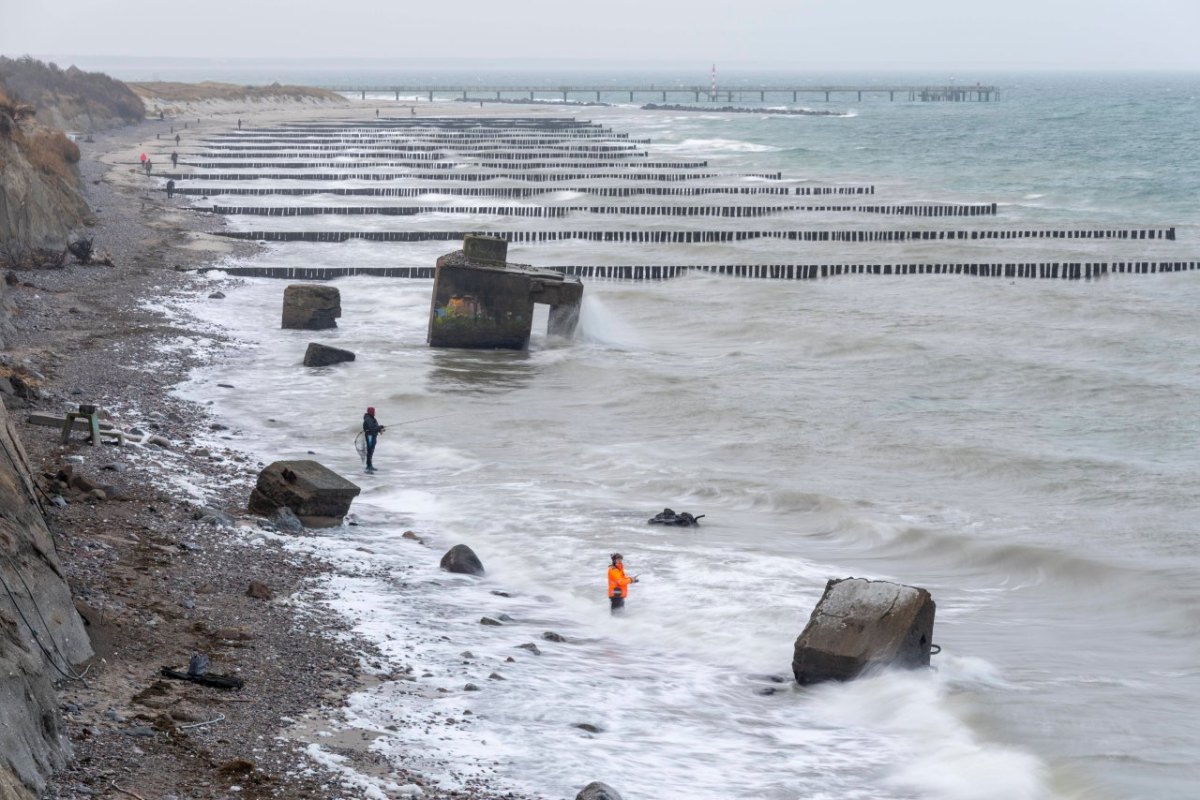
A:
427 235 583 350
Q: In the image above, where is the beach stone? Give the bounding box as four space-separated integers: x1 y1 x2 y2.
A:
517 643 541 655
574 723 602 733
792 577 936 685
147 435 171 449
247 460 361 528
440 544 484 575
194 507 234 527
246 581 273 601
208 291 225 299
576 782 623 800
281 284 341 330
270 506 304 534
479 617 501 626
303 342 356 367
542 632 567 642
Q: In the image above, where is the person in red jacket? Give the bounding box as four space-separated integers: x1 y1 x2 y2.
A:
607 553 637 613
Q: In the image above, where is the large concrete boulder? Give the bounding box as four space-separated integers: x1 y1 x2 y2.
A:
303 342 355 367
576 782 623 800
282 284 341 330
248 460 361 528
439 544 485 576
792 577 935 685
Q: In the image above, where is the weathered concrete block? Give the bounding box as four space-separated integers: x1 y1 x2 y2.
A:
303 342 356 367
440 544 485 575
792 577 935 685
247 460 361 528
427 247 583 349
576 782 623 800
282 284 341 330
462 234 508 265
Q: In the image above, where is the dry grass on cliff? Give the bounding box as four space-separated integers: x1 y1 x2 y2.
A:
128 80 346 104
24 129 81 183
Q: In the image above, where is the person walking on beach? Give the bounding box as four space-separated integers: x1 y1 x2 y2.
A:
175 133 180 146
170 151 178 168
144 158 153 176
362 406 385 472
166 179 175 199
607 553 637 614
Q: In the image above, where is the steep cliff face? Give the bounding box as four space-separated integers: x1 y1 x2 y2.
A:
0 100 93 260
0 401 93 799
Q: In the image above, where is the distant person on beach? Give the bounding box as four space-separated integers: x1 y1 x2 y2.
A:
362 406 385 472
144 158 153 176
607 553 637 613
175 133 180 145
375 108 379 117
166 179 175 199
411 106 416 116
237 118 242 129
170 151 178 168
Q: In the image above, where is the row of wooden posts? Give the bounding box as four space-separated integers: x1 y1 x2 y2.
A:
217 227 1176 244
162 170 784 182
174 185 801 197
183 160 709 170
197 144 645 153
215 261 1200 281
211 132 646 142
206 203 998 218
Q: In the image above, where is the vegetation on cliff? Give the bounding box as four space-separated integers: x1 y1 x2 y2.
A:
129 80 347 104
0 56 145 131
0 84 92 266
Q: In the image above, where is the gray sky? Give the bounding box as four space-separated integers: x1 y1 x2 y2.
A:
2 0 1199 70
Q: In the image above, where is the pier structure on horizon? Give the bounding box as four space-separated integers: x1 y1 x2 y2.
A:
324 83 999 104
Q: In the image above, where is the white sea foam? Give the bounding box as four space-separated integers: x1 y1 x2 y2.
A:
166 92 1200 799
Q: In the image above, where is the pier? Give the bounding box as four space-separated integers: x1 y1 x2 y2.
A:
322 84 999 103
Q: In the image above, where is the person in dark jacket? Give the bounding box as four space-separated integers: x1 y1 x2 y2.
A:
362 406 385 472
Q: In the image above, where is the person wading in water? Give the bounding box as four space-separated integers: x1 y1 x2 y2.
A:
607 553 637 613
362 406 385 472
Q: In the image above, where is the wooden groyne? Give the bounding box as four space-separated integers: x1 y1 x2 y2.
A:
209 261 1195 282
179 115 1195 288
195 144 645 154
215 227 1175 244
173 186 801 198
206 203 996 218
321 84 999 103
161 171 784 182
182 160 709 170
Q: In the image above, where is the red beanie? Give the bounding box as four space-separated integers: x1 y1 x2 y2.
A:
367 407 375 415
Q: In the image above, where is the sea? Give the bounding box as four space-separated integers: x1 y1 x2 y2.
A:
112 64 1200 800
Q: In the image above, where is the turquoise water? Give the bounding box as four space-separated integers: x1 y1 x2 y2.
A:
162 68 1200 799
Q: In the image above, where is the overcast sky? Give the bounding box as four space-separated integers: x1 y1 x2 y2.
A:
3 0 1199 71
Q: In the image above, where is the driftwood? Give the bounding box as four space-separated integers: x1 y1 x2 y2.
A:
160 667 245 690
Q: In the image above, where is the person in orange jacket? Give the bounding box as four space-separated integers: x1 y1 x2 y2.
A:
607 553 638 613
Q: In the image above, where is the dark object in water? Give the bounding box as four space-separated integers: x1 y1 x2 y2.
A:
648 508 704 526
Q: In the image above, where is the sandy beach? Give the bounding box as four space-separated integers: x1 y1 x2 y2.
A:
10 97 545 800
